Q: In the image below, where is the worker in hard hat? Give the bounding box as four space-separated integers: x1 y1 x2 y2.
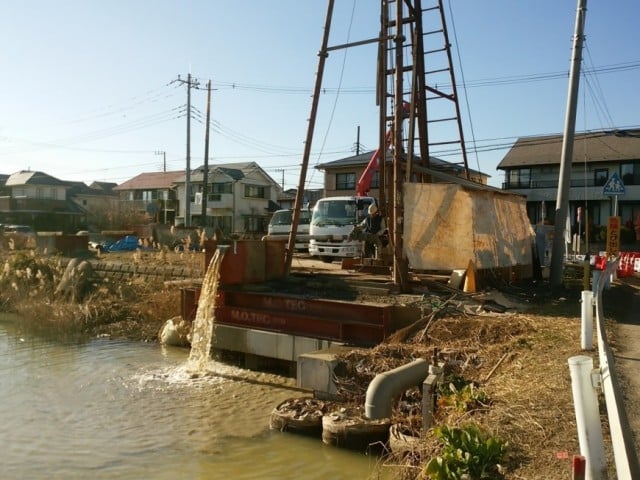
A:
359 204 386 258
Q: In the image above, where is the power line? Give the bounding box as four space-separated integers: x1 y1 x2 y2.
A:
200 61 640 95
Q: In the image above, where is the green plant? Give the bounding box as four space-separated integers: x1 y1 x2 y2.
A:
438 381 489 413
425 424 507 479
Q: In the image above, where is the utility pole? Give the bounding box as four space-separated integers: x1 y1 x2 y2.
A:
155 150 166 172
202 80 212 227
275 168 285 191
155 150 167 224
550 0 587 287
284 0 334 275
174 74 199 227
356 125 360 155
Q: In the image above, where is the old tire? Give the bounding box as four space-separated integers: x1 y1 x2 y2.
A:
269 397 332 437
388 423 422 458
321 410 391 452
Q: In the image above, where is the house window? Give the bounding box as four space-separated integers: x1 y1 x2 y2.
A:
244 184 267 199
244 215 266 233
211 215 232 233
370 172 380 189
594 168 608 186
211 182 232 194
36 187 44 199
621 162 640 186
508 168 531 188
336 172 356 190
51 188 58 200
207 193 222 202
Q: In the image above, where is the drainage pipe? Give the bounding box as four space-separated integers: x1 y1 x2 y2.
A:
365 359 429 420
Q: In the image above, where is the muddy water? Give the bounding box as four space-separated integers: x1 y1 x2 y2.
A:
0 317 385 480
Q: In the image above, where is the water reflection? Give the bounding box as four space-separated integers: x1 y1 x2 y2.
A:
0 318 385 479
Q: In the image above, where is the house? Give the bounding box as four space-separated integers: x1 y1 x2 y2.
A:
113 171 184 226
67 181 119 229
0 170 85 232
497 129 640 235
277 188 324 210
315 150 489 199
173 161 282 235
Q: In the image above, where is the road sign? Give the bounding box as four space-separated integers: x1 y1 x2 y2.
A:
606 216 620 257
603 172 625 196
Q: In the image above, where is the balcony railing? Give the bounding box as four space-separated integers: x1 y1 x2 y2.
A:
502 178 618 190
121 199 177 210
0 197 69 212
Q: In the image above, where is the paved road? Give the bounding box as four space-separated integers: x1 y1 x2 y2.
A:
608 277 640 467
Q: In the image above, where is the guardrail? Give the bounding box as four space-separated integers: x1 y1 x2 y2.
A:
570 259 640 479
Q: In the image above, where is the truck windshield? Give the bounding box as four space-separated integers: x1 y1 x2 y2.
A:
312 200 367 227
270 209 311 226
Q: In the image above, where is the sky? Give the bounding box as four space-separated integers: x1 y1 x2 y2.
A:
1 0 639 190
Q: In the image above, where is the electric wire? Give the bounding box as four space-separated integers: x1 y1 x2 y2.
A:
446 0 481 176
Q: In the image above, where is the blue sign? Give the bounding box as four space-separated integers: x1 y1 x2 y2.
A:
603 172 625 196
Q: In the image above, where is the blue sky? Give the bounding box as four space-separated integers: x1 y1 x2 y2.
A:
1 1 639 190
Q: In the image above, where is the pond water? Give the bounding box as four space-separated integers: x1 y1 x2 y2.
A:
0 316 386 480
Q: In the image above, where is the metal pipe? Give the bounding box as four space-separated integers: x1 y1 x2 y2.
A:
365 359 429 420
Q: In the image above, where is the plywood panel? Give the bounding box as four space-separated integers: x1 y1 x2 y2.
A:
404 184 532 271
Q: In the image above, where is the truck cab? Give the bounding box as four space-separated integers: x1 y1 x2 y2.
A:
308 196 376 262
267 208 311 251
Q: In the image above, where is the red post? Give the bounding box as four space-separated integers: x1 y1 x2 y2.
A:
572 455 586 480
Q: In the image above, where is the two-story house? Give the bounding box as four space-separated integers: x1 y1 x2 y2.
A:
0 170 85 232
497 129 640 236
315 150 489 199
113 171 184 225
174 161 281 235
277 188 324 210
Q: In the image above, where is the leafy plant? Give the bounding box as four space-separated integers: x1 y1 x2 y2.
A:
425 424 507 479
438 381 489 413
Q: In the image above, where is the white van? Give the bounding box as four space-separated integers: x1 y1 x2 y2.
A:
268 209 311 251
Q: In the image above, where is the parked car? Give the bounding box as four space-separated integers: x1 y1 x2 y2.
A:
2 224 36 249
3 224 35 235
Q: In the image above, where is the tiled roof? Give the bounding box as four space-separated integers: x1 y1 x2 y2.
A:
113 171 184 190
66 181 117 197
315 150 484 176
5 170 67 187
89 181 117 192
497 129 640 169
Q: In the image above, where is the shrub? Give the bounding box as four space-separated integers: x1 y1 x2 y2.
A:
425 424 507 479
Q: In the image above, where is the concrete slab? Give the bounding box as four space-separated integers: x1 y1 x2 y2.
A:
297 345 357 399
212 324 340 362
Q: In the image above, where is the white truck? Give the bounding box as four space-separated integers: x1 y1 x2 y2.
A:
308 196 377 262
267 208 311 251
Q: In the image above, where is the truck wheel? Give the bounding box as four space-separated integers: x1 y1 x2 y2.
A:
321 256 334 263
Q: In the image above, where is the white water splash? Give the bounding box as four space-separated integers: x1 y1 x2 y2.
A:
186 248 226 373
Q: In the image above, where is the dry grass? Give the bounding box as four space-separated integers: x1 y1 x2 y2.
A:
331 292 597 480
0 250 182 342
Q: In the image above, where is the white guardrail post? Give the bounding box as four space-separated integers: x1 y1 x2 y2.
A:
580 290 594 351
568 355 607 479
589 259 640 479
